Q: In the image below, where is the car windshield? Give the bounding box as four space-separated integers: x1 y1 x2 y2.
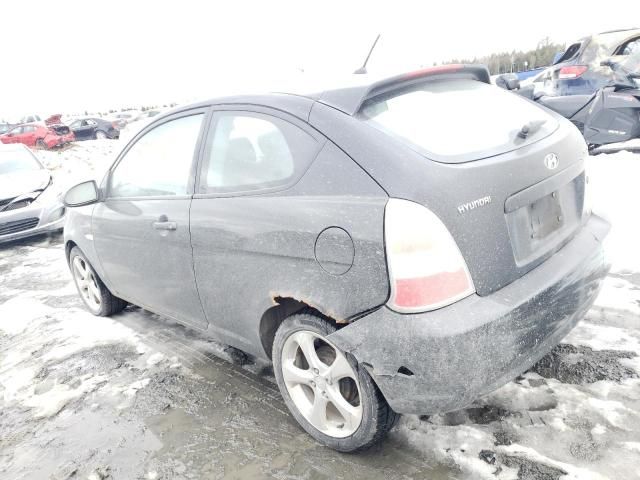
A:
0 149 42 175
359 79 557 163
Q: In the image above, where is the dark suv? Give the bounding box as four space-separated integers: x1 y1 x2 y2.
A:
530 28 640 96
62 65 610 451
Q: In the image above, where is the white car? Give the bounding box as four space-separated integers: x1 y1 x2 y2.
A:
0 144 65 242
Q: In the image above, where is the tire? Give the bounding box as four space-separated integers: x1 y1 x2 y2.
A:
35 138 47 150
272 312 399 452
68 246 127 316
95 130 107 140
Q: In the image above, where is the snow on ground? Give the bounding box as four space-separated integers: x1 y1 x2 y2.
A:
0 142 639 479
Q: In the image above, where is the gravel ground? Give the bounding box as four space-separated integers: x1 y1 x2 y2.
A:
0 141 638 479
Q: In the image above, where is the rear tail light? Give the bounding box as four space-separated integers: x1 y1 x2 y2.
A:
558 65 588 79
112 122 119 129
384 199 475 313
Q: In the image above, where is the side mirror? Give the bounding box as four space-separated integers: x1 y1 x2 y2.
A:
64 180 100 207
496 74 520 91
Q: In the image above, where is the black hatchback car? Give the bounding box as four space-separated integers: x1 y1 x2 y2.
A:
62 65 610 451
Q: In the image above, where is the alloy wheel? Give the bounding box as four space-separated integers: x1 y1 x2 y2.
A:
281 330 363 438
72 256 102 311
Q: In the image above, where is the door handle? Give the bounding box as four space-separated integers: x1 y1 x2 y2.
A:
153 215 177 231
153 221 177 230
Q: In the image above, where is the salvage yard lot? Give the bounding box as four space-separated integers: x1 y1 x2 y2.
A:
1 142 639 479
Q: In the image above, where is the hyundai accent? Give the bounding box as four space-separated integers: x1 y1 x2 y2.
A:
62 64 610 451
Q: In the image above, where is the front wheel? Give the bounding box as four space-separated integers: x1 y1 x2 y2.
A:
95 130 107 139
35 138 47 150
69 246 127 316
272 312 399 452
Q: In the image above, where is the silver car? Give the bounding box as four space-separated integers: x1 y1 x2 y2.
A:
0 144 65 242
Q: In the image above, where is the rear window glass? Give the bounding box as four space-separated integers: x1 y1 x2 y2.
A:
554 42 583 64
359 79 557 163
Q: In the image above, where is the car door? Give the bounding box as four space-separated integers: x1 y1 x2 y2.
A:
70 120 86 140
92 109 209 329
22 125 38 146
189 109 326 353
80 119 97 139
4 126 23 144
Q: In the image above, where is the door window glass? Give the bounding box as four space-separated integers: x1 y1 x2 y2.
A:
202 113 317 193
110 114 203 197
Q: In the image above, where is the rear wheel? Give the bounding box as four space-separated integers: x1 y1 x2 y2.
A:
35 138 47 150
272 312 399 451
69 246 127 316
95 130 107 139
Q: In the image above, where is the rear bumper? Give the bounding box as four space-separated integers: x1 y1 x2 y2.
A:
327 214 610 415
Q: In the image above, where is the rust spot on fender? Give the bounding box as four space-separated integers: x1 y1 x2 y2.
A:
269 292 348 324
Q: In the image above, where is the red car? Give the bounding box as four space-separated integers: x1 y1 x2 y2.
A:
0 123 75 149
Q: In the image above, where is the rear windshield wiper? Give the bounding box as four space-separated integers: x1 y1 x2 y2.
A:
518 119 547 139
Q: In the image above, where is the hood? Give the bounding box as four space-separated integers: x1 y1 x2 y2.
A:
0 169 51 202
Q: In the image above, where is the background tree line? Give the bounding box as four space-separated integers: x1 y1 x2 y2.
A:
441 37 566 74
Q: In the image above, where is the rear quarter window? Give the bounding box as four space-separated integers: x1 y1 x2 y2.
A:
359 79 557 163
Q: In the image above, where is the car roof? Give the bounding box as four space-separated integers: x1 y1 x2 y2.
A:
597 27 640 36
174 64 491 119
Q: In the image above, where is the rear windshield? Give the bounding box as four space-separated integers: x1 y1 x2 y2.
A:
555 42 583 64
359 79 557 163
0 149 42 175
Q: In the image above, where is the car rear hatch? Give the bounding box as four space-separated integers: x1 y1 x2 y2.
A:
352 70 588 296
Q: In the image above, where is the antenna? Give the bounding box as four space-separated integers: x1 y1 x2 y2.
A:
353 34 381 74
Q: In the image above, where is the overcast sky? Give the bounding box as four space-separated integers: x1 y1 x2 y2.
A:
2 0 639 118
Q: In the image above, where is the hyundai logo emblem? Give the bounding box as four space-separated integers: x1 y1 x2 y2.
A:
544 153 559 170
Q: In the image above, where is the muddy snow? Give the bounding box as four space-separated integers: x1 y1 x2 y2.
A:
1 141 639 479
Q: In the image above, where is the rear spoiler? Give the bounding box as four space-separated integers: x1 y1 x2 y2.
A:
317 64 491 116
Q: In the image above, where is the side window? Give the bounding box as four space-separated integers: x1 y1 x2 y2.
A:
10 126 23 135
24 126 36 133
622 38 640 56
201 112 318 194
70 120 81 129
110 113 204 198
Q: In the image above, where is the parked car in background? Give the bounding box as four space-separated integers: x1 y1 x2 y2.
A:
0 144 65 242
62 64 609 451
69 118 120 141
0 123 74 149
528 28 640 96
110 111 141 129
19 114 43 124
